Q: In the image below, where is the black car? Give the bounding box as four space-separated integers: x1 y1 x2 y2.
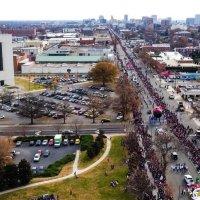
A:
35 140 41 146
29 140 35 146
43 150 50 157
69 138 75 145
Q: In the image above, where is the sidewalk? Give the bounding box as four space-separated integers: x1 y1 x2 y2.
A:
0 136 112 196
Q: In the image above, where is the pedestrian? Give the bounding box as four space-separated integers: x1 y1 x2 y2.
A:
74 171 78 178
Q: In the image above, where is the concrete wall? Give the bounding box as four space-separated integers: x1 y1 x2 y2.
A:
0 34 15 86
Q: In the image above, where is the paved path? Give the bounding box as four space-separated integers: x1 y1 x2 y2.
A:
72 149 80 173
0 135 112 196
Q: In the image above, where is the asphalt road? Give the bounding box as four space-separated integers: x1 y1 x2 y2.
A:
0 123 126 136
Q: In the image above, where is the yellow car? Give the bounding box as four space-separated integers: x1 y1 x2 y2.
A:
75 139 80 145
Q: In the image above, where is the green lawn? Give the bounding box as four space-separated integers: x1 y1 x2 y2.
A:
15 77 45 91
0 137 134 200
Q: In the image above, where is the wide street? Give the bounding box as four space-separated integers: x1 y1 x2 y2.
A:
0 123 126 136
111 28 199 200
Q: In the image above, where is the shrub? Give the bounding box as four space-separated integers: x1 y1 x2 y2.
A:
80 135 94 151
36 154 75 177
14 135 54 143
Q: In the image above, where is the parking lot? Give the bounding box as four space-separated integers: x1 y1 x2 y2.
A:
13 142 78 168
0 78 118 125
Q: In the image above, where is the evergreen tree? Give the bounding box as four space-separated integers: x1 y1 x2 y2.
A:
87 145 95 159
18 159 32 185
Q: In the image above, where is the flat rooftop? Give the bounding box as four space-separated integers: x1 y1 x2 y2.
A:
36 55 102 63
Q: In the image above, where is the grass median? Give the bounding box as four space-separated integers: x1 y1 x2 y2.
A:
15 77 45 91
1 136 134 200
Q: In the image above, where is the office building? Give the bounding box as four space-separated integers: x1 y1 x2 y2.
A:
0 34 15 86
151 15 157 23
124 14 128 23
186 18 195 26
195 14 200 25
161 19 171 28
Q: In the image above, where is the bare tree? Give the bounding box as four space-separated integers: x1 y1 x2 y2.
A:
88 95 103 123
0 137 14 169
0 89 13 107
72 117 83 134
57 102 71 124
114 75 140 120
127 170 154 200
53 123 64 134
18 94 44 125
154 132 176 175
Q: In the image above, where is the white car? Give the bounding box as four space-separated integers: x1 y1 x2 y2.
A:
187 98 193 103
116 115 123 120
95 129 100 134
169 94 175 100
42 140 48 146
33 153 41 162
155 128 165 134
0 115 5 119
184 174 195 186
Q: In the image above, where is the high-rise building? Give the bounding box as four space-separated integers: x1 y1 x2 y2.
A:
186 18 195 26
124 14 128 23
195 14 200 25
151 15 157 23
0 34 14 86
142 17 154 30
99 15 106 24
161 19 171 28
99 15 104 20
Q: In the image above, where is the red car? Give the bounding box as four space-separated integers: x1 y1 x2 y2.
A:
48 139 54 146
37 149 43 156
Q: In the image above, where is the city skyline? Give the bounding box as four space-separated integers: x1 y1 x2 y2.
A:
1 0 200 21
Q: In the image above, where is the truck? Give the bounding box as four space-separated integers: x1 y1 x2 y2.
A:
54 134 62 148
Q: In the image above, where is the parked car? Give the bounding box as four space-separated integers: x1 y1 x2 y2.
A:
169 94 175 99
29 140 35 146
75 138 80 145
16 141 22 147
69 138 75 145
0 115 5 119
48 139 54 146
63 139 69 146
33 153 41 162
43 150 50 157
42 139 48 146
31 166 37 174
35 140 42 146
37 149 43 156
10 150 16 158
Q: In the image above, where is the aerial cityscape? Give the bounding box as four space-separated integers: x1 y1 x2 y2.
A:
0 1 200 200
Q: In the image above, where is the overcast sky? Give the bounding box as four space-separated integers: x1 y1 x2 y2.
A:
0 0 200 21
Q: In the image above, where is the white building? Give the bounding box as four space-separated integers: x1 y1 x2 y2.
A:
0 34 14 86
